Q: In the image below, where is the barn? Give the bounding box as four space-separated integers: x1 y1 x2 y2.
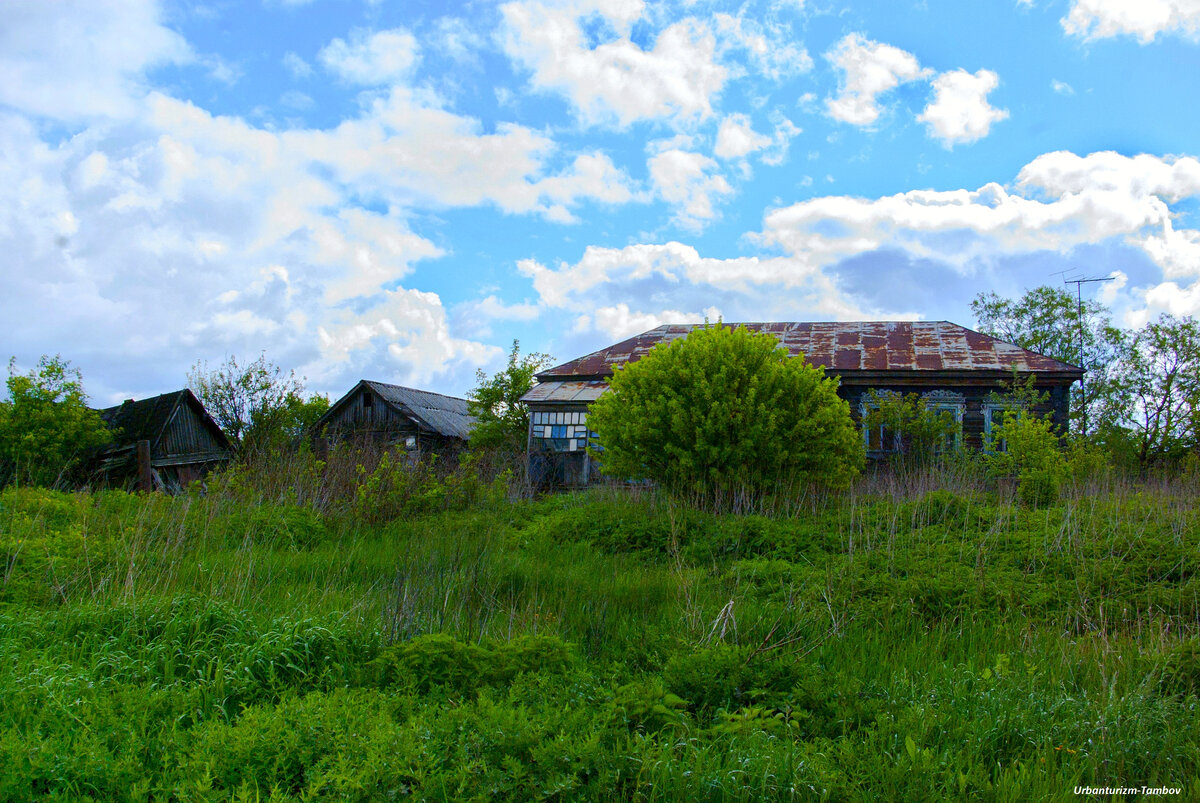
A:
312 380 475 454
521 321 1084 487
94 389 234 491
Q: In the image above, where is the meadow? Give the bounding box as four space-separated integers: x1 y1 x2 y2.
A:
1 454 1198 801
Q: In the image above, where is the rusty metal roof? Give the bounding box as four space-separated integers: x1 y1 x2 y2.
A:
520 380 609 405
537 321 1083 380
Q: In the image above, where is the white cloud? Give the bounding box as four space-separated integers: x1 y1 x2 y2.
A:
647 149 733 229
0 0 191 121
714 114 772 159
500 0 727 126
824 33 928 126
319 28 420 85
451 295 541 338
1052 79 1075 95
918 69 1009 146
517 241 866 341
1062 0 1200 42
713 12 813 81
282 52 313 78
759 151 1200 285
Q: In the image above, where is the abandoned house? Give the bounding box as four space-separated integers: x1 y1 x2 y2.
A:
520 321 1084 486
94 389 234 491
312 380 475 454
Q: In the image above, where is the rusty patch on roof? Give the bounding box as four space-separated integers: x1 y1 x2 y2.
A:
538 321 1083 380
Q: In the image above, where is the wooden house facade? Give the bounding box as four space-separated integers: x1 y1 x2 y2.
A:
94 389 234 491
520 321 1083 487
312 380 475 454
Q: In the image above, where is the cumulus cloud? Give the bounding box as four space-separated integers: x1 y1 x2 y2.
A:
713 12 813 81
647 149 733 229
500 0 727 126
318 28 420 85
918 69 1009 146
0 69 640 399
824 33 928 127
714 114 772 159
1062 0 1200 42
0 0 191 121
517 241 866 342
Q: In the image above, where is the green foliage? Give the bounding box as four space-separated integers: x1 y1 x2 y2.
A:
1103 313 1200 465
0 355 112 488
972 285 1126 434
863 390 961 465
3 478 1200 799
986 409 1068 507
374 633 575 694
467 340 553 452
351 450 508 523
587 323 864 500
188 352 326 457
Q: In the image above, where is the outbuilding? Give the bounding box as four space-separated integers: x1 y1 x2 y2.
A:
312 380 475 454
521 321 1083 486
95 389 234 491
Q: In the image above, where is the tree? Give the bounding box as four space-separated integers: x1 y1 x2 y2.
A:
0 355 112 488
1104 314 1200 465
188 353 324 457
467 340 553 451
586 323 864 499
971 286 1126 435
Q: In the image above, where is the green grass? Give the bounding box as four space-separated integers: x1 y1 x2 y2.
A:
0 474 1198 801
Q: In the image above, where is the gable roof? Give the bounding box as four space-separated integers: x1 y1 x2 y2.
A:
318 380 476 440
97 389 233 452
538 321 1084 380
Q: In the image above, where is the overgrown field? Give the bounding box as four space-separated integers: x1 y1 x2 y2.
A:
1 474 1199 801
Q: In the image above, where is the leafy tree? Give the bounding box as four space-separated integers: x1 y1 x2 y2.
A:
971 286 1126 435
188 353 324 457
587 323 864 499
0 355 112 488
1103 314 1200 465
985 408 1068 507
467 340 553 451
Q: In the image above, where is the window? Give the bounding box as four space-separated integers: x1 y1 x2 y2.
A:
531 408 594 453
860 392 901 454
922 391 964 451
982 402 1020 452
362 394 373 409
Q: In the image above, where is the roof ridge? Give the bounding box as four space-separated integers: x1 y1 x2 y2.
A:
362 379 470 403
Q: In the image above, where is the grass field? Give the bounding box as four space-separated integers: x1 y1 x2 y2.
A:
1 462 1198 801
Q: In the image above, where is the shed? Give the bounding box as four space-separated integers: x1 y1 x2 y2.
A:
94 389 234 491
521 321 1083 486
312 380 475 453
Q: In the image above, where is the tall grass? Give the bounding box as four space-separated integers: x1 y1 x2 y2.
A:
1 454 1198 800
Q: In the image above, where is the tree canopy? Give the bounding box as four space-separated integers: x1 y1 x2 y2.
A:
0 355 112 488
467 341 553 452
586 323 864 500
188 353 327 457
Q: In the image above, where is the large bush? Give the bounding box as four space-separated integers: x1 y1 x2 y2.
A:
0 355 112 488
587 323 863 498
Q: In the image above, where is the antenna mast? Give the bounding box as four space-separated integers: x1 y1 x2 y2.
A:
1062 273 1115 437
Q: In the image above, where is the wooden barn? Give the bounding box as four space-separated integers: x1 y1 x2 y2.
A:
312 380 475 454
94 389 234 491
520 321 1084 487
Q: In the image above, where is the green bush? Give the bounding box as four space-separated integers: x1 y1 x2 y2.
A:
587 323 864 503
987 409 1068 507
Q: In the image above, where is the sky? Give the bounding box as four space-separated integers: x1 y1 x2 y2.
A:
3 0 1200 405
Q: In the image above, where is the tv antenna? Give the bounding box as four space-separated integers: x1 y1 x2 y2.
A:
1060 272 1115 436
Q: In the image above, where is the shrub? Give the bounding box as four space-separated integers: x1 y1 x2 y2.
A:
375 633 576 695
587 323 864 503
986 409 1068 507
0 355 112 488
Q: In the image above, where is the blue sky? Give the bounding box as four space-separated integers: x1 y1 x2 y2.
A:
3 0 1200 404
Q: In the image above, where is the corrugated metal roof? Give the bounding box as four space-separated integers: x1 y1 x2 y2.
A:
520 380 609 404
538 321 1084 380
363 381 476 440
